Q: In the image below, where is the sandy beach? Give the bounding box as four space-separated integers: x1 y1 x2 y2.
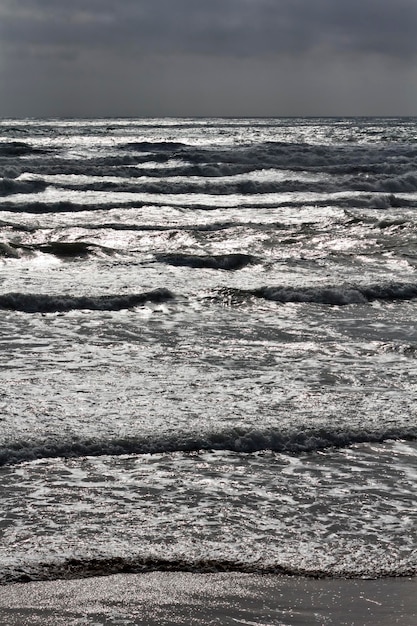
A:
0 573 415 625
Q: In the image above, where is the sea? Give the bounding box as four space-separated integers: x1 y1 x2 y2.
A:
0 117 416 585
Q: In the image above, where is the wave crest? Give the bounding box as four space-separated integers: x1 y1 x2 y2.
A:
3 553 415 585
155 252 257 270
123 141 189 152
0 178 47 196
0 141 46 157
210 282 417 306
0 288 173 313
1 425 415 466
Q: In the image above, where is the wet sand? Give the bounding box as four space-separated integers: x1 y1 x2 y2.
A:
0 573 415 625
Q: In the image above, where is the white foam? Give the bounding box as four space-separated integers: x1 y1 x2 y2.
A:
0 442 415 582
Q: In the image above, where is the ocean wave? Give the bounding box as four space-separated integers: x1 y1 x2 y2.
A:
154 252 257 270
16 170 417 197
46 169 417 196
0 288 173 313
138 141 417 172
307 193 417 210
376 172 417 193
0 198 266 214
342 210 417 230
1 190 416 214
56 178 335 195
0 425 415 467
1 161 239 180
146 163 268 178
87 220 244 233
0 242 21 258
376 217 414 229
0 199 149 213
211 281 417 305
9 154 417 184
0 239 116 260
3 141 417 184
0 141 47 157
3 280 417 313
0 178 47 196
0 126 29 135
2 553 414 585
0 153 173 178
0 219 36 232
32 241 115 258
123 140 189 152
0 219 274 236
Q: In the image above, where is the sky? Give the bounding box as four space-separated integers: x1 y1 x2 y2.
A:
1 0 417 118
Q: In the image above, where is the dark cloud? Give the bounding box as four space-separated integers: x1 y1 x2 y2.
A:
2 0 417 57
1 0 416 116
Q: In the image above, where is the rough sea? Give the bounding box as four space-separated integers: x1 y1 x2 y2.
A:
0 117 416 585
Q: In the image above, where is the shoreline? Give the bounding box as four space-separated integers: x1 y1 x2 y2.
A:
0 572 415 625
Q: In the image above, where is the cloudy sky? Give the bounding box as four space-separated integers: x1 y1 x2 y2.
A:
1 0 416 117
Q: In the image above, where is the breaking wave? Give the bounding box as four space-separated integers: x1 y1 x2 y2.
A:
0 240 112 260
154 252 257 270
56 178 333 195
212 281 417 305
123 140 189 152
2 553 415 585
3 280 417 313
0 177 47 196
0 425 415 467
48 173 417 195
0 141 47 157
116 140 417 175
28 241 114 258
0 288 173 313
87 220 246 233
0 199 149 213
3 140 417 185
2 192 416 215
376 172 417 193
0 242 21 258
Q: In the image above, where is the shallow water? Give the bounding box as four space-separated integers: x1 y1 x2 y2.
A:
0 117 416 582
